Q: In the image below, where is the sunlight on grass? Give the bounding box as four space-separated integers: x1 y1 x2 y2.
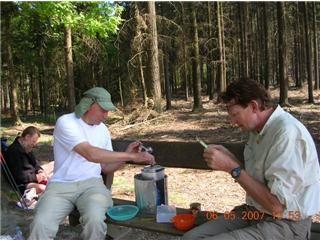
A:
39 135 53 145
106 112 124 125
168 192 189 206
112 176 134 195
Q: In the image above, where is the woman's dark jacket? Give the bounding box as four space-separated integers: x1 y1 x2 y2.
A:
4 137 42 186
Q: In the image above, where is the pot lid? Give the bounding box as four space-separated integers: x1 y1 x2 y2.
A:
142 165 164 173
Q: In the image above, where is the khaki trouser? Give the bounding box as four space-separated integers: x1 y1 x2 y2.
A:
28 177 113 240
182 205 312 240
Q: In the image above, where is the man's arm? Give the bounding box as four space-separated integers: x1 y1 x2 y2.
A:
203 144 284 216
101 162 125 173
74 142 155 165
29 152 43 172
236 170 285 216
100 141 144 173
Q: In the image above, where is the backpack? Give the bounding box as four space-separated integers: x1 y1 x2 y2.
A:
1 137 9 155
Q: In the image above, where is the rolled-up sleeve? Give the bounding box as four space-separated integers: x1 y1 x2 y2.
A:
265 130 319 219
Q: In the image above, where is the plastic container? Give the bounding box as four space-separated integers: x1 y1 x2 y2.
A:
172 214 196 231
106 205 139 221
156 205 176 223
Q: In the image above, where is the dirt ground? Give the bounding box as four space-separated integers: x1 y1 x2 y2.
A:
1 86 319 239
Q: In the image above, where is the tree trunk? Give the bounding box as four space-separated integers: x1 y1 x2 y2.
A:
148 1 162 112
312 2 319 90
1 79 9 113
191 3 202 111
299 3 307 86
217 2 226 94
169 48 176 95
29 70 36 115
293 4 301 88
239 2 249 78
133 3 147 106
64 25 76 112
41 53 49 116
117 42 124 107
207 2 214 100
181 3 189 101
8 47 21 124
277 2 289 106
3 4 22 124
139 53 148 107
164 48 171 110
262 3 270 89
303 2 314 103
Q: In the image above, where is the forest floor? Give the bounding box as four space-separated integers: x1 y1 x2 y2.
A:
1 86 320 239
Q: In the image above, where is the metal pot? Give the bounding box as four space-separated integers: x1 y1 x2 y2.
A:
141 165 165 181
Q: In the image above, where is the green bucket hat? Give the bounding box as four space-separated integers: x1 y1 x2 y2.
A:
74 87 116 118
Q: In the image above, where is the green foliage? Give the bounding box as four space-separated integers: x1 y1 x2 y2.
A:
1 1 124 116
20 2 123 38
2 1 319 117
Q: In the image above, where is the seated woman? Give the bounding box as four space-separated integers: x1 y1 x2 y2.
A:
5 126 49 195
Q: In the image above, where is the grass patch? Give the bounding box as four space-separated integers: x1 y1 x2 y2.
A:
168 192 189 206
1 114 57 127
112 176 134 195
39 135 54 145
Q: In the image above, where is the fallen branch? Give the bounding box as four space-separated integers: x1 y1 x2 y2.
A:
122 114 170 130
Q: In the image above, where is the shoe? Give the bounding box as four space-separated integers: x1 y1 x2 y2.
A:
105 234 114 240
16 198 37 210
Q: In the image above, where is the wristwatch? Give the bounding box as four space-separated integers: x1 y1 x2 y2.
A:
230 166 241 179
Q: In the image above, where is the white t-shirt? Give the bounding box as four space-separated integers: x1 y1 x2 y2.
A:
244 105 320 219
50 113 113 182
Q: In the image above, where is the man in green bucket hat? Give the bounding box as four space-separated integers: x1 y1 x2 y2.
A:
29 87 155 240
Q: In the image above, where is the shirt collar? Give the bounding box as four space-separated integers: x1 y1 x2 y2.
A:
257 105 284 136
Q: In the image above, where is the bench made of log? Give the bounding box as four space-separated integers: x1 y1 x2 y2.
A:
69 140 320 239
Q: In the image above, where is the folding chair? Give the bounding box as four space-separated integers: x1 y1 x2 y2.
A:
1 151 29 209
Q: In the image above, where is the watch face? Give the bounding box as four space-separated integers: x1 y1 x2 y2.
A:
231 167 241 178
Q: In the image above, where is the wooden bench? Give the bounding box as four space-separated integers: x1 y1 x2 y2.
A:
69 140 320 239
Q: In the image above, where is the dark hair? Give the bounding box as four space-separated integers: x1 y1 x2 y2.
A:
21 126 40 138
220 79 272 110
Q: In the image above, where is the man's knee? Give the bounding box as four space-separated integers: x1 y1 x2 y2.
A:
29 215 59 240
80 212 107 240
182 230 199 240
182 226 209 240
80 210 106 226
